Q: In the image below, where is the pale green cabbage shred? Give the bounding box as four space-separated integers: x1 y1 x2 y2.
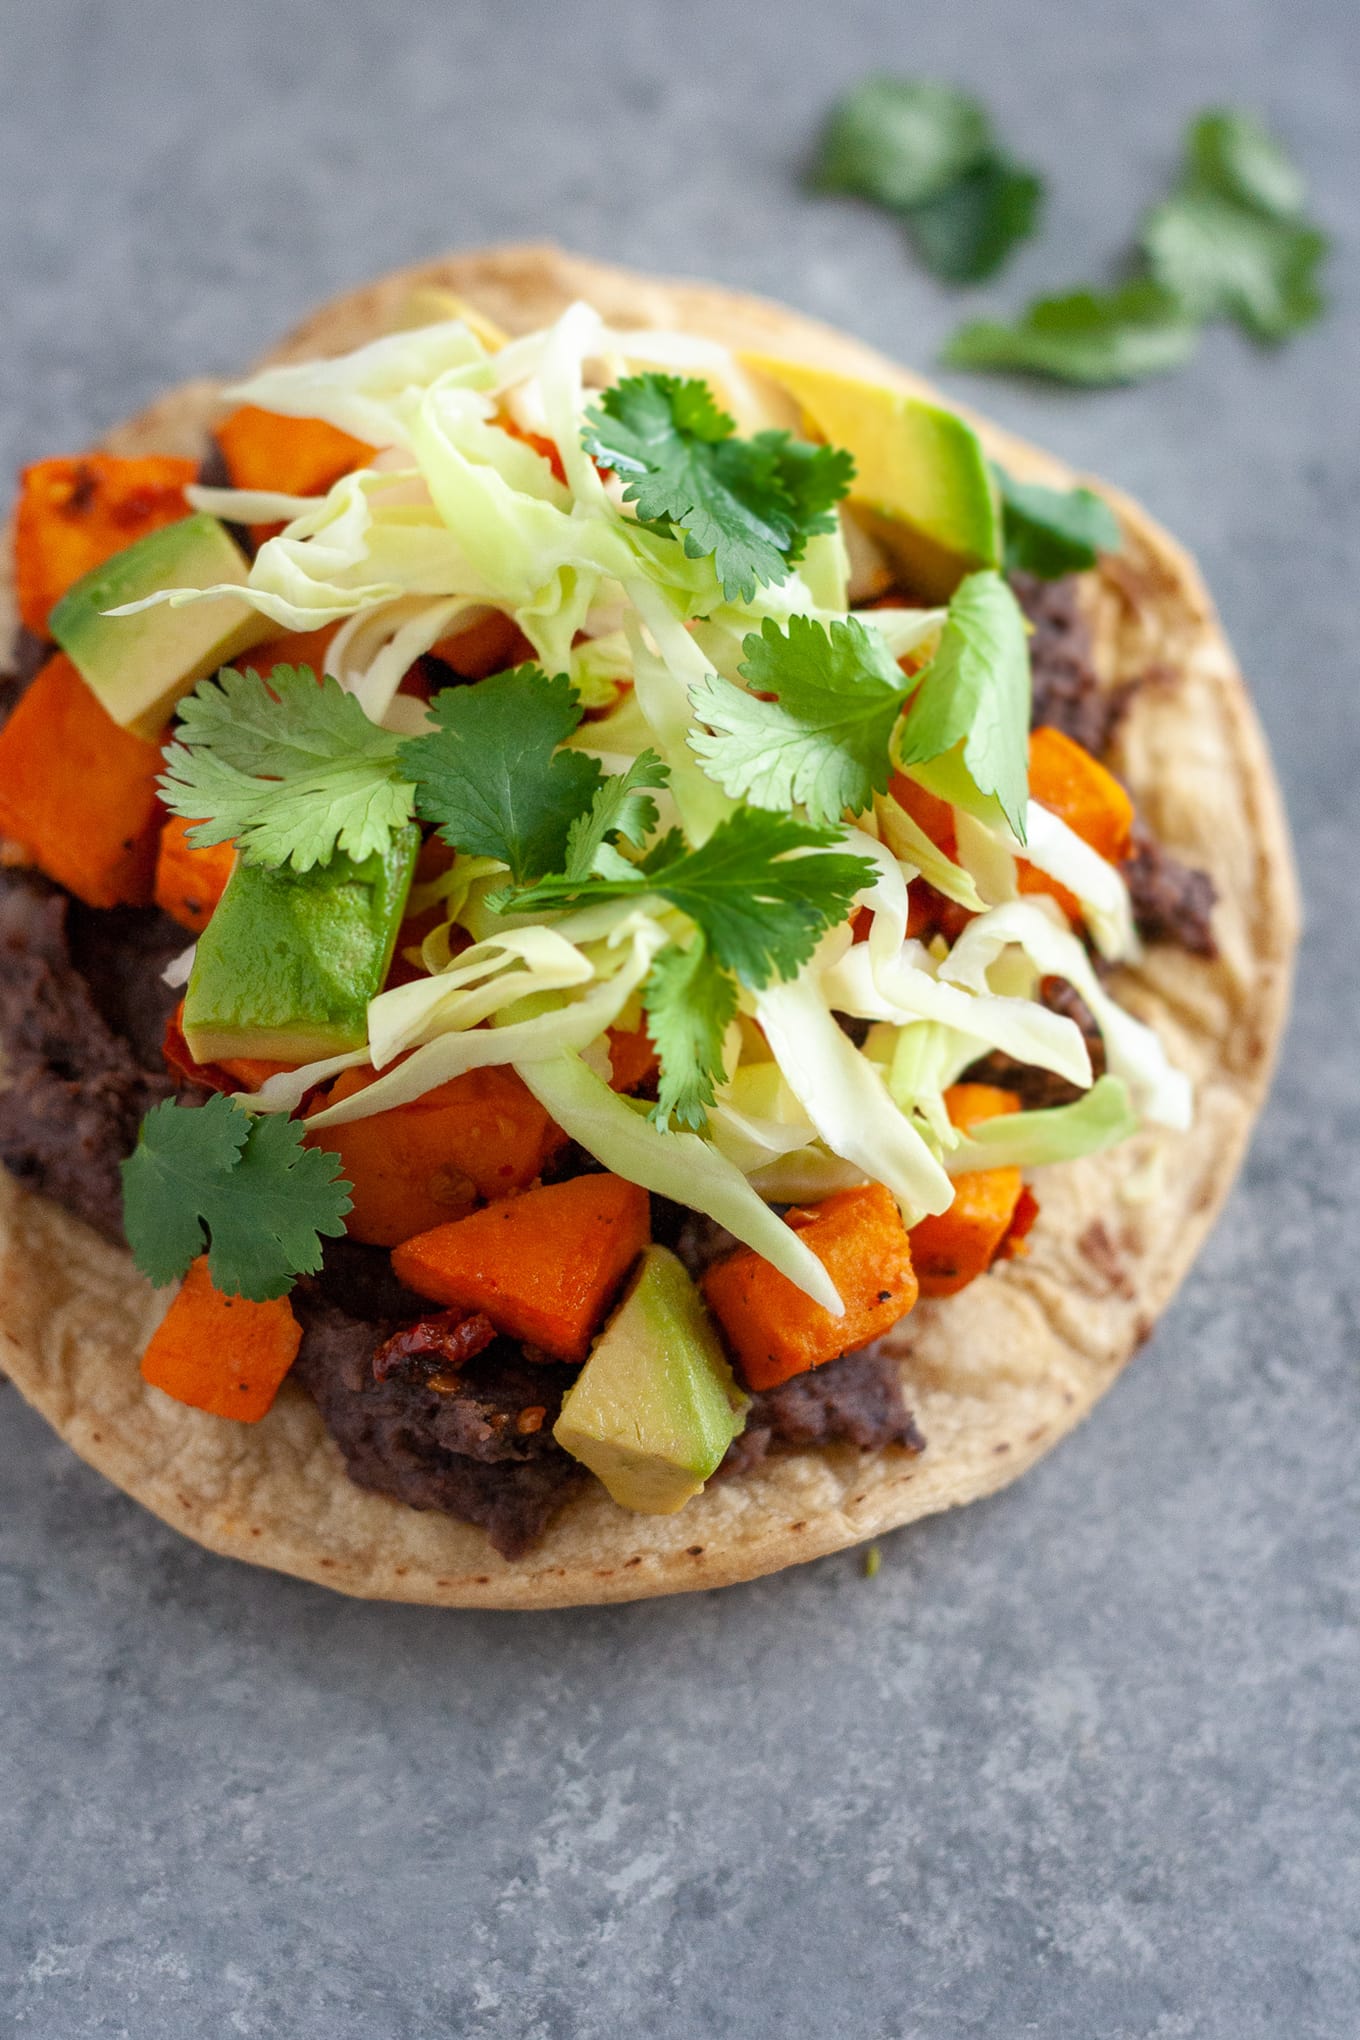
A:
146 302 1188 1307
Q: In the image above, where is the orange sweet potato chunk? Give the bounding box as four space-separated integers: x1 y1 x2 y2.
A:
215 406 375 498
391 1174 650 1361
309 1065 569 1248
606 1021 659 1094
908 1083 1025 1299
909 1168 1026 1298
431 610 536 679
216 407 377 547
14 453 196 635
940 1082 1020 1134
140 1257 301 1423
1019 726 1136 922
1027 726 1134 864
244 623 343 679
154 814 235 932
0 653 163 907
703 1182 918 1391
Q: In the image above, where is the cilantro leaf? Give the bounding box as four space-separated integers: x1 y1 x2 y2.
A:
1141 111 1327 343
1144 192 1325 341
560 749 670 881
643 935 738 1132
502 809 876 989
582 374 854 602
811 77 994 210
1187 108 1308 222
810 77 1043 282
160 666 414 871
689 614 907 826
906 156 1044 284
943 281 1201 386
760 433 857 552
1141 107 1321 340
994 464 1122 580
122 1095 351 1302
895 570 1031 839
945 109 1325 383
122 1092 249 1287
400 665 603 884
634 811 875 987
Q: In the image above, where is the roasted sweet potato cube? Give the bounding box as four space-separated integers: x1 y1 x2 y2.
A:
0 653 163 907
702 1182 918 1391
390 1174 651 1361
140 1257 301 1423
1027 726 1134 864
14 453 195 635
307 1065 569 1248
909 1167 1026 1298
154 814 236 932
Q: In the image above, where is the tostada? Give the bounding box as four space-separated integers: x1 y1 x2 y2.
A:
0 247 1297 1606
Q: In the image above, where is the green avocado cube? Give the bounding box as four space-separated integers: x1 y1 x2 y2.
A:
182 824 419 1065
50 512 274 739
741 354 1001 600
554 1246 748 1514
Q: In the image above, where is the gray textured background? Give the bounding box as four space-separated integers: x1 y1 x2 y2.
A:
1 2 1356 2034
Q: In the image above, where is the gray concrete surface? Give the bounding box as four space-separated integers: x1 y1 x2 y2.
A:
0 2 1356 2033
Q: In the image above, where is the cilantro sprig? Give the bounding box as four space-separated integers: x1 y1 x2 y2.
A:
994 464 1122 580
399 664 874 1128
494 780 876 1131
895 572 1030 838
811 76 1044 285
687 571 1031 840
1142 109 1328 343
122 1094 351 1301
500 807 873 989
944 107 1326 385
944 282 1201 388
582 373 854 602
399 665 604 884
641 934 739 1132
160 666 414 871
690 614 908 828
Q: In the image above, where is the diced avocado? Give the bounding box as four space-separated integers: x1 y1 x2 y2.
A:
554 1246 748 1514
182 824 419 1064
740 353 1001 600
50 512 274 739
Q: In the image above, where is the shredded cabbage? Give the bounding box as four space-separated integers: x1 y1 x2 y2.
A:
756 975 955 1225
517 1052 846 1313
884 1022 983 1142
944 1076 1138 1173
1008 801 1137 961
367 926 598 1066
223 319 491 448
942 901 1192 1129
821 940 1093 1089
875 793 985 910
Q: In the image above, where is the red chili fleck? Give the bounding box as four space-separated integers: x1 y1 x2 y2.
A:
373 1310 497 1386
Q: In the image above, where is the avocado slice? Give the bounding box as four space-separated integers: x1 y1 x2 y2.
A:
554 1246 748 1514
182 824 419 1064
741 353 1001 600
50 513 274 739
